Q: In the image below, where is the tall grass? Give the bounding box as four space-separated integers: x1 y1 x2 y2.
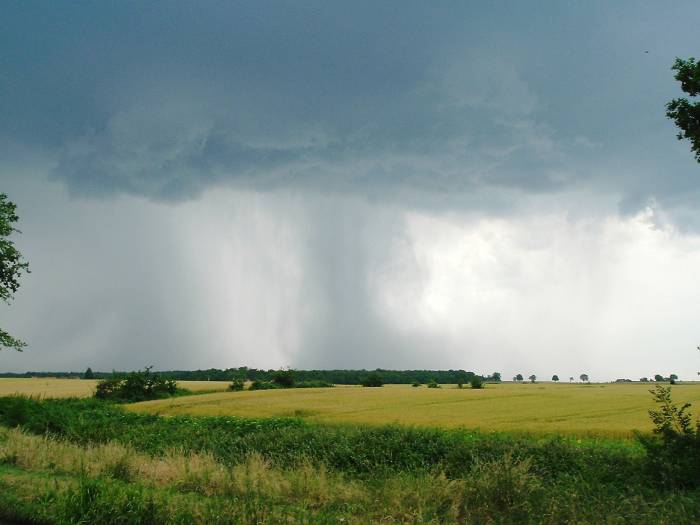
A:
0 396 643 483
1 426 699 524
1 396 700 523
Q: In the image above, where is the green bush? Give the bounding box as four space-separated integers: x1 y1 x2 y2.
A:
271 369 296 388
228 379 245 391
248 380 279 391
638 385 700 488
294 380 334 388
470 377 484 389
427 379 440 388
412 382 421 387
94 367 178 402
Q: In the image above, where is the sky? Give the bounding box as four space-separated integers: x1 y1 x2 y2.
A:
1 1 699 381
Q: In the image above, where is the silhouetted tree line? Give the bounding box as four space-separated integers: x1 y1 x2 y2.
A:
0 368 500 385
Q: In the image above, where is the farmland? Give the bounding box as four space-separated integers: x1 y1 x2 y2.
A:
128 381 700 437
1 379 700 523
0 378 231 398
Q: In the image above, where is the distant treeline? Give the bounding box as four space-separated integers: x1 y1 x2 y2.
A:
0 368 498 384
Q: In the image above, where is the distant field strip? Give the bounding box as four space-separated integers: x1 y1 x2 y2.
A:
0 378 230 398
128 383 700 436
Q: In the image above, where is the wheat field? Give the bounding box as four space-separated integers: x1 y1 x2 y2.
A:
127 382 700 437
0 378 231 398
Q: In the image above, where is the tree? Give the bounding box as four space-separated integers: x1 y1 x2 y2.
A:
670 373 679 385
528 374 536 383
84 367 95 380
666 58 700 162
580 373 589 383
0 194 30 351
271 368 295 388
569 376 574 383
515 373 523 382
362 373 383 387
470 376 484 389
551 374 559 382
491 372 502 382
654 374 665 383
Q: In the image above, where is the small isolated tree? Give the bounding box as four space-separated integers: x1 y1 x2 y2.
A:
552 375 559 382
470 376 484 389
580 374 589 383
515 374 524 382
427 379 440 389
670 374 679 385
569 376 574 383
640 377 650 382
411 381 421 387
528 374 536 383
491 372 502 382
0 194 30 351
654 374 665 383
84 367 95 380
666 58 700 162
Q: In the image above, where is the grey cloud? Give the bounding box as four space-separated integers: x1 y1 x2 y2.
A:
4 1 698 215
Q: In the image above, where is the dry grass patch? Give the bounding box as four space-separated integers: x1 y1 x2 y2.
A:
0 378 230 399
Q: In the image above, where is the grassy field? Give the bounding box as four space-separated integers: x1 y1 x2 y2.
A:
1 394 699 523
127 382 700 437
0 378 231 398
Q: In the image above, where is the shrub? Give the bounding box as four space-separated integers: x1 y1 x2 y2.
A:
361 373 383 387
294 380 334 388
638 385 700 488
95 367 178 402
228 379 245 391
271 369 296 388
427 379 440 389
248 380 279 391
470 376 484 389
412 381 421 387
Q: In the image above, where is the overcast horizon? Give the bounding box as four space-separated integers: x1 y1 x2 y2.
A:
2 2 700 381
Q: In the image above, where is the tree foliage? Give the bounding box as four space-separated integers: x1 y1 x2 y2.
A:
639 385 700 488
95 367 178 402
666 58 700 162
0 194 30 351
362 373 384 387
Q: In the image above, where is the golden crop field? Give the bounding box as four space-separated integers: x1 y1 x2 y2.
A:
0 378 231 398
128 382 700 437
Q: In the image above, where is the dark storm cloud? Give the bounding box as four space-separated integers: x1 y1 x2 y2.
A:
3 2 700 377
3 1 698 210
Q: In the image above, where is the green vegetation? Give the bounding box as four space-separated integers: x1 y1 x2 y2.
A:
638 385 700 489
667 57 700 162
0 396 699 523
95 367 181 402
0 193 30 352
361 373 383 387
0 367 497 385
228 378 245 391
470 376 484 389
